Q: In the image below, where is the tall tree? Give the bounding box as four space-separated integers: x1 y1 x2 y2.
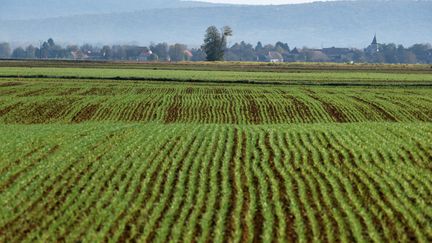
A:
150 43 169 61
101 45 112 59
25 45 36 59
255 41 263 52
47 38 55 47
12 47 26 59
0 43 11 58
275 41 290 53
202 25 233 61
226 41 256 61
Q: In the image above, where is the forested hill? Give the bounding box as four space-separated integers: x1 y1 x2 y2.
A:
0 0 221 20
1 1 431 47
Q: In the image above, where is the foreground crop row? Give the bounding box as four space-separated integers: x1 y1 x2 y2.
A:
0 123 431 242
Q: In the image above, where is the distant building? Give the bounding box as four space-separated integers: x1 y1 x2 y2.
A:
291 48 300 55
70 50 88 60
183 50 193 61
322 47 352 62
283 48 303 62
137 50 153 61
267 51 284 62
365 34 380 54
303 49 330 62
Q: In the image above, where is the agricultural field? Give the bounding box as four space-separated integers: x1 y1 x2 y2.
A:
0 61 431 242
1 66 432 85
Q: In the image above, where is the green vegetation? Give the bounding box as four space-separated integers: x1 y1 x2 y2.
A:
1 123 431 242
203 26 233 61
0 79 431 124
0 61 431 242
2 60 431 72
1 67 432 84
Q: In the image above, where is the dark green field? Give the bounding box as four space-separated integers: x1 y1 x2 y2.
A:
0 61 431 242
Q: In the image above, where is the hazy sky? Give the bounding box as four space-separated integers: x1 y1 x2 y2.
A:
196 0 327 4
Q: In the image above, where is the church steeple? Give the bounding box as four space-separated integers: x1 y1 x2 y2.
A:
371 34 378 45
365 34 380 54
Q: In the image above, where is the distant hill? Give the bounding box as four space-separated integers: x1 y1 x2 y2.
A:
0 0 221 20
1 1 431 47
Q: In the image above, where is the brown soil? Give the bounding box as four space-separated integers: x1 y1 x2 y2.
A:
321 101 348 123
286 95 313 122
164 95 182 123
246 95 261 124
240 132 250 242
71 104 100 123
17 89 45 97
307 93 349 122
58 88 81 96
225 129 239 241
0 82 25 87
264 133 297 242
352 96 397 122
0 103 21 117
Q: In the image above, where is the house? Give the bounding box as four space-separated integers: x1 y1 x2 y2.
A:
291 47 300 55
267 51 284 63
70 50 88 60
322 47 352 62
303 49 330 62
283 48 302 62
183 50 193 61
137 50 153 61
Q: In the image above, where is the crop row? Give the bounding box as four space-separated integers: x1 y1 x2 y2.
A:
1 80 431 124
0 122 431 242
2 60 432 73
2 67 432 84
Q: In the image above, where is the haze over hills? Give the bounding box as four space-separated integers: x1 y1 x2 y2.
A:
0 0 222 20
0 0 431 48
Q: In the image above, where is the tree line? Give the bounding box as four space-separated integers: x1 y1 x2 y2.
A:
1 26 431 64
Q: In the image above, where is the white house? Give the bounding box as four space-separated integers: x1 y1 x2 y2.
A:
267 51 284 63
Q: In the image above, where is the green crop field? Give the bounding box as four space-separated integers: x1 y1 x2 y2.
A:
0 61 431 242
1 66 432 86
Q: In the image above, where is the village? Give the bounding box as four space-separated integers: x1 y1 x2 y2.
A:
1 35 431 64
